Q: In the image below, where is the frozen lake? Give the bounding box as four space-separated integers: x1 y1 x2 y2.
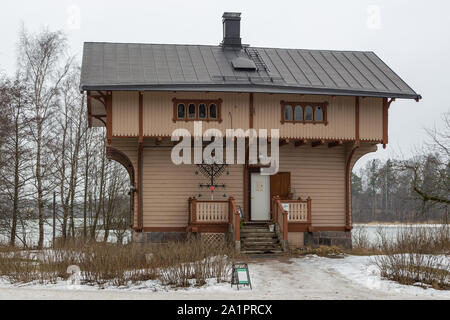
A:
0 218 131 247
353 224 449 246
1 220 448 248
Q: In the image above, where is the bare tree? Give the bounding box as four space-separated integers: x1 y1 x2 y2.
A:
52 67 86 241
18 27 72 249
0 75 33 246
403 111 449 213
353 111 450 223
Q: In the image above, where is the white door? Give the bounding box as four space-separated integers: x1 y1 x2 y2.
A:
251 174 271 221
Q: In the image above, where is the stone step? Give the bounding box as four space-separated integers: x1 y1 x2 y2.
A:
240 249 284 255
241 228 271 233
242 224 270 228
241 233 277 240
242 245 280 250
242 238 279 244
241 244 282 250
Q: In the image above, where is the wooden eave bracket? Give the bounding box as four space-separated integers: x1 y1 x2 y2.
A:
295 139 308 147
328 140 344 148
311 140 325 148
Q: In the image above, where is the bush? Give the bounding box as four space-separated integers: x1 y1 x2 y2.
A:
373 225 449 290
0 238 238 288
151 239 236 287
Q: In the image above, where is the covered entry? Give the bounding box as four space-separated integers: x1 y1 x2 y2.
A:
249 171 291 221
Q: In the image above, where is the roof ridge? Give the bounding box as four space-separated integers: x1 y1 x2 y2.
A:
83 41 375 54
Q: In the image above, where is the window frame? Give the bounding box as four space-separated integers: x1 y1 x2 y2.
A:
173 99 223 123
280 101 329 125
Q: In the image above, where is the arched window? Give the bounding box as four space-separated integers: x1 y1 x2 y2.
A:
281 101 328 125
188 104 196 119
285 105 293 121
305 106 313 121
198 104 207 119
209 104 217 119
177 104 186 119
315 106 324 122
294 106 303 121
173 99 222 122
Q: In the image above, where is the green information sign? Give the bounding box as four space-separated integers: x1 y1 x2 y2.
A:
231 263 252 290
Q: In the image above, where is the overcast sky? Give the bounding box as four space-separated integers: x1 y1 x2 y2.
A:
0 0 449 171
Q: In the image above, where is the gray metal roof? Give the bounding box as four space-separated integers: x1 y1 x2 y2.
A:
80 42 421 100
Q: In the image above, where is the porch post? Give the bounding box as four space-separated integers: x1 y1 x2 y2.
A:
191 197 197 224
283 211 288 241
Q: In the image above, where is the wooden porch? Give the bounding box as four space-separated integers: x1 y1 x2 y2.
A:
186 195 312 252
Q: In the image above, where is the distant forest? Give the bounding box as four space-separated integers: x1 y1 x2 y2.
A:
352 114 449 223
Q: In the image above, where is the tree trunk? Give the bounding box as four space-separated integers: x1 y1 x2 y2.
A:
37 119 45 250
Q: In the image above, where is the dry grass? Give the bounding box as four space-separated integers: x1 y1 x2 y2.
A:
373 225 449 290
0 238 239 288
351 228 384 256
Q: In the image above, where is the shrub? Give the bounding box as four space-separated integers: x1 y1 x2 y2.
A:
0 237 238 288
373 225 449 290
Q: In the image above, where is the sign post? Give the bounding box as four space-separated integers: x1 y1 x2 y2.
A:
231 263 252 290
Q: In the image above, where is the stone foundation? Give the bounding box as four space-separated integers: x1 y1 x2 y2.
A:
304 231 352 249
132 231 187 244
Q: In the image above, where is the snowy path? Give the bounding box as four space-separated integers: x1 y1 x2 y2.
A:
0 255 448 300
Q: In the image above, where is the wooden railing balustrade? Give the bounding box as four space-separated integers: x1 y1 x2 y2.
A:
188 197 240 243
271 196 312 241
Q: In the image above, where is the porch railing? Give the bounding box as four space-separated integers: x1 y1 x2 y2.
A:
271 196 312 242
188 197 241 244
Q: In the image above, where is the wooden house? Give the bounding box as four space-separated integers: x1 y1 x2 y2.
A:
80 12 421 252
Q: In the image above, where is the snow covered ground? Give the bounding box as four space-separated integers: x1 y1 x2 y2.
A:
0 255 448 300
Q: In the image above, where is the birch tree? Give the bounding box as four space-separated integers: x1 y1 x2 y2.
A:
18 27 72 249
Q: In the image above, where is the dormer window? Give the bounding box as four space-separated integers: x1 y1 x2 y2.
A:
173 99 223 123
281 101 328 125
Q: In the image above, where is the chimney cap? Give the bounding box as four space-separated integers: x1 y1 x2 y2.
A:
223 12 241 20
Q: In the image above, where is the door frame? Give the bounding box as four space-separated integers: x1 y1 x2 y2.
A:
246 167 262 221
248 170 272 222
245 167 292 222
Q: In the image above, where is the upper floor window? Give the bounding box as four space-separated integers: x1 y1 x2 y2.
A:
177 104 186 119
305 106 313 121
209 104 218 120
173 99 223 123
280 101 328 125
294 106 303 121
285 105 293 121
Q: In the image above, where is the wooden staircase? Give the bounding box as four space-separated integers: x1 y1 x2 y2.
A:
240 222 283 255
